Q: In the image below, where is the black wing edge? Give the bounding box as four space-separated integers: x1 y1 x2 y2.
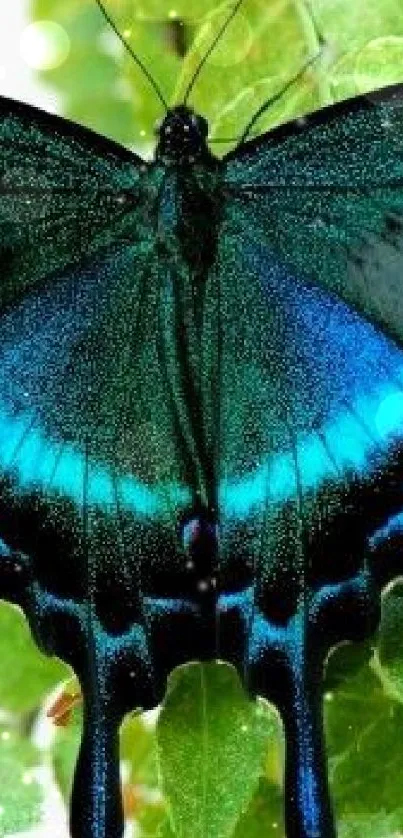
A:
0 92 146 168
224 81 403 162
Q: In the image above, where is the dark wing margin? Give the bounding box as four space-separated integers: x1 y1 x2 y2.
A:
0 94 147 310
223 81 403 349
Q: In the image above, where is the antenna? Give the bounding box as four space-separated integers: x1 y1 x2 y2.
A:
236 0 327 147
236 49 323 148
184 0 245 105
94 0 168 111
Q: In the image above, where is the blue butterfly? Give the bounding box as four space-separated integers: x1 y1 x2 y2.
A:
1 1 403 836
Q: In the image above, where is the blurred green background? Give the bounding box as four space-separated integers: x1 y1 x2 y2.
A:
2 0 403 835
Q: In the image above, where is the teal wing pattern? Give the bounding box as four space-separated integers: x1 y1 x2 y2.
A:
0 98 193 631
224 83 403 348
217 92 403 836
0 95 147 306
218 84 403 613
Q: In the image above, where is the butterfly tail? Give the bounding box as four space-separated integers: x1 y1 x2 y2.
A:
249 570 380 838
67 607 156 838
0 546 125 838
70 667 124 838
280 653 335 838
0 536 156 838
250 613 336 838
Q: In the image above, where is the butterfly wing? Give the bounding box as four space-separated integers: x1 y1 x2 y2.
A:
0 98 197 637
224 82 403 349
0 98 224 837
210 200 403 838
0 95 148 303
222 82 403 589
211 230 403 604
219 82 403 837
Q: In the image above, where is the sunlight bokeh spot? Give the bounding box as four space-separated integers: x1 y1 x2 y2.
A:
20 21 70 71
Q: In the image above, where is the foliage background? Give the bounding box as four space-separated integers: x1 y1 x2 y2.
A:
1 0 403 835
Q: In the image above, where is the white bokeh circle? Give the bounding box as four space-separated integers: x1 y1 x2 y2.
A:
20 21 70 71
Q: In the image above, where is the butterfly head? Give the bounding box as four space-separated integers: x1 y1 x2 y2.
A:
155 106 211 165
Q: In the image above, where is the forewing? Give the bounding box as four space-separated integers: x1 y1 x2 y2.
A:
0 95 147 307
223 83 403 349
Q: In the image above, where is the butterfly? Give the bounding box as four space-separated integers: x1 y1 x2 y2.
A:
1 0 403 836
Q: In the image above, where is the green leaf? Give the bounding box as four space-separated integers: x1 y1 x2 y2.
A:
31 0 403 155
52 704 82 800
322 661 403 836
325 665 386 768
232 777 284 838
328 676 403 825
375 581 403 703
0 724 38 767
0 725 42 835
137 804 174 838
324 638 374 692
156 662 276 838
338 810 403 838
0 602 69 714
174 0 318 154
86 0 219 23
120 713 160 788
173 0 403 154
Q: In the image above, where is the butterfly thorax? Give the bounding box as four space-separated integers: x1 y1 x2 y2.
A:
155 105 214 166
